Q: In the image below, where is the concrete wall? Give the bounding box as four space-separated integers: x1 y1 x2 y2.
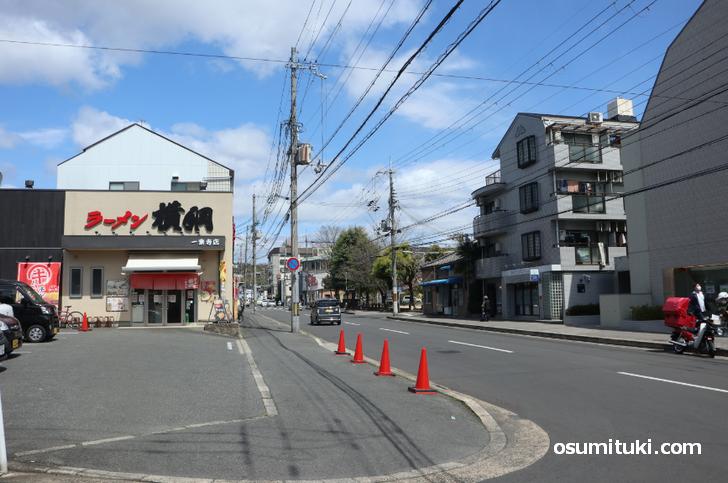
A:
599 293 652 329
623 0 728 305
563 271 614 309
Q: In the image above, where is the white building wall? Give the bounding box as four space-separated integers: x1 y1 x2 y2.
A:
57 125 228 191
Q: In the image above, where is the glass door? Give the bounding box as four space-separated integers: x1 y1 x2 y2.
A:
166 290 182 324
131 289 145 323
148 290 163 324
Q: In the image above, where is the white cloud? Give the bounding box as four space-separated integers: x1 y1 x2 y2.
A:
18 128 68 148
71 106 134 147
0 0 422 88
0 127 17 148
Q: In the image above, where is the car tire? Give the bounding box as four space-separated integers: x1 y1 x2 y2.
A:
26 325 48 343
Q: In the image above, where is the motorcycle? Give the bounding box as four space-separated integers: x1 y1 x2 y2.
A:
663 297 720 358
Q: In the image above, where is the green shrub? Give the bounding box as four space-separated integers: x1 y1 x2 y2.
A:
630 305 664 320
565 304 600 316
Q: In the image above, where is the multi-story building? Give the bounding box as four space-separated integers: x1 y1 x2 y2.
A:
267 245 322 303
601 0 728 325
472 102 638 320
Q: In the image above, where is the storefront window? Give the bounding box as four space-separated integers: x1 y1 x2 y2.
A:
514 282 539 316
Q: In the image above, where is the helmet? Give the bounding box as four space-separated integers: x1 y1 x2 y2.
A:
717 292 728 309
717 291 728 300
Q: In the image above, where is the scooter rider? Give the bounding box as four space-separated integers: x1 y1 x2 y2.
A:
688 283 708 324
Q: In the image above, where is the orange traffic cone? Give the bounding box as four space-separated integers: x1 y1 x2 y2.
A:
375 339 394 376
351 333 365 364
335 330 349 355
408 347 436 394
80 312 89 332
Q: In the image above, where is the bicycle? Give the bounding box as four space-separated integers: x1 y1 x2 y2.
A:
59 305 84 329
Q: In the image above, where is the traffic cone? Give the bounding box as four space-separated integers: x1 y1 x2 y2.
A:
335 330 349 355
351 333 365 364
80 312 89 332
375 339 394 376
408 347 436 394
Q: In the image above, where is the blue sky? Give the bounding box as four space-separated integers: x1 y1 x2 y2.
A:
0 0 703 254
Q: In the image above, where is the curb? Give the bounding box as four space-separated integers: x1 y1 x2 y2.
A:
387 315 728 357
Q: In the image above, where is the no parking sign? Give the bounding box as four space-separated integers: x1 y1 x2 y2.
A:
286 257 300 271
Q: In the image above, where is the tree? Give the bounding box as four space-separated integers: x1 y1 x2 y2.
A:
371 244 420 310
454 234 482 314
424 244 446 263
329 227 381 306
314 225 342 257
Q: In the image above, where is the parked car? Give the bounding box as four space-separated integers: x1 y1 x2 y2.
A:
0 331 7 361
310 298 342 325
0 280 59 342
0 313 24 356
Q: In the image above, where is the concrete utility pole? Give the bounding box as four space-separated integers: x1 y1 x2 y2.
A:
289 46 301 333
242 224 249 298
388 168 399 315
252 194 257 314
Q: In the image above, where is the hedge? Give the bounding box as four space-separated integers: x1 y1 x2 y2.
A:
565 304 600 316
630 305 664 320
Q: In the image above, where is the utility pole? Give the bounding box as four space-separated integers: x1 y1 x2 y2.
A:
242 225 249 300
388 168 399 315
289 46 301 333
252 194 257 314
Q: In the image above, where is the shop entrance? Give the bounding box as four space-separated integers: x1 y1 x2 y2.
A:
132 289 194 325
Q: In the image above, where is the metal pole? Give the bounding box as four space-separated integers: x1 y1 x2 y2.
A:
389 168 399 315
252 194 257 314
0 389 7 474
242 225 249 306
289 46 300 333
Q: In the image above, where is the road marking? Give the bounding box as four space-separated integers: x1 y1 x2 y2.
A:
617 372 728 394
81 435 135 446
344 321 360 326
226 341 233 350
12 351 31 354
237 338 278 416
15 444 76 456
448 340 513 354
380 328 409 335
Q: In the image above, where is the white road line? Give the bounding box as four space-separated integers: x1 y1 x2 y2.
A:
379 328 409 335
237 338 278 416
226 341 233 351
344 321 360 326
617 372 728 394
448 340 513 354
15 444 77 456
81 435 135 446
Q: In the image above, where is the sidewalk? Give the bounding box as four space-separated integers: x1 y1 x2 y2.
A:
388 313 728 356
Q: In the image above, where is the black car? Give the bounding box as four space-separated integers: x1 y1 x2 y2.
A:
0 280 59 343
0 313 24 355
310 298 342 325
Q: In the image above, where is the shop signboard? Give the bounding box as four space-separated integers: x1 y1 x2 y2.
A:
106 297 129 312
84 201 215 234
107 279 129 296
17 262 61 307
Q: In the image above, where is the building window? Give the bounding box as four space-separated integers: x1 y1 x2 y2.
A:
70 267 82 298
91 267 104 298
572 194 606 213
563 132 600 163
514 282 539 316
517 136 537 168
424 289 431 304
519 182 539 214
109 181 140 191
521 231 541 261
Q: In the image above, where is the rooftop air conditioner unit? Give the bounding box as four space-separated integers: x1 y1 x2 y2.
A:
587 112 603 124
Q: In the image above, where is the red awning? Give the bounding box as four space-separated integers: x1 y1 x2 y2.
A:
130 273 200 290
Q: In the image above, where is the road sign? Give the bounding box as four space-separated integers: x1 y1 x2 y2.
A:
286 257 300 271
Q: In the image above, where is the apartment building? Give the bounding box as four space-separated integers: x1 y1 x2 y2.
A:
472 102 638 320
601 0 728 325
267 245 322 303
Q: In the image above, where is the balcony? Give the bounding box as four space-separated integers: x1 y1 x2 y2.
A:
475 254 510 279
559 245 627 270
471 170 506 199
473 211 516 237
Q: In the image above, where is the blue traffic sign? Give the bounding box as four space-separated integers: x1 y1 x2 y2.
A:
286 257 300 271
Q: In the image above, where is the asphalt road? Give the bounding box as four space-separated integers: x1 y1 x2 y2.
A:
257 307 728 482
0 324 492 481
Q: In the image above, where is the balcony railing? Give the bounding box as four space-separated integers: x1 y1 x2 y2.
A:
485 170 502 186
475 254 509 279
473 211 515 236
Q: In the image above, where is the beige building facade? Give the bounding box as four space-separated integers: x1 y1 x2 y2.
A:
61 190 233 325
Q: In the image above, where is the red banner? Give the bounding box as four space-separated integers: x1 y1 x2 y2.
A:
17 262 61 307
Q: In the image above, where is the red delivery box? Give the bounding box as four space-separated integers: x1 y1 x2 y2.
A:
662 297 696 329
